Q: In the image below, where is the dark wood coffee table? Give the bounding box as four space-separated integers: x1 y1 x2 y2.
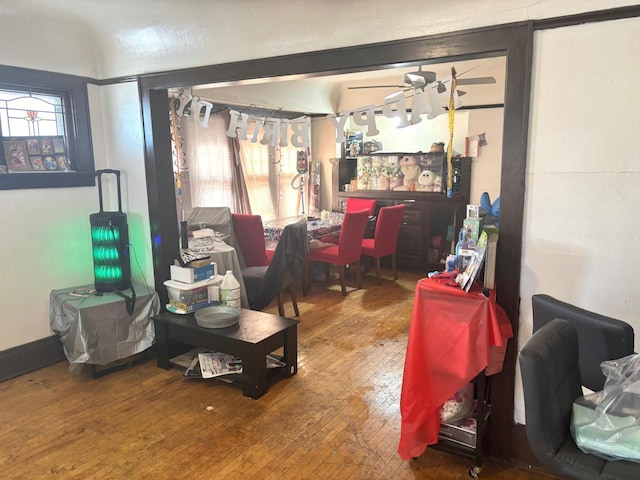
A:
153 309 299 399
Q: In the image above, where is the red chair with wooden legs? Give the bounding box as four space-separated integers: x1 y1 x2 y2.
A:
320 198 377 244
306 209 370 296
233 215 304 317
360 204 406 284
231 213 274 267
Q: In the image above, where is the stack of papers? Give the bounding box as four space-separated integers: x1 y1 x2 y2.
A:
170 348 285 379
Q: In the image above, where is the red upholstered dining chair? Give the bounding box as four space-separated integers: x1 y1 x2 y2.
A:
233 214 304 316
360 204 406 284
231 213 274 268
306 209 370 296
320 198 377 244
240 220 308 317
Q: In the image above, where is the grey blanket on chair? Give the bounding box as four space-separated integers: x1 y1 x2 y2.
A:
243 220 308 311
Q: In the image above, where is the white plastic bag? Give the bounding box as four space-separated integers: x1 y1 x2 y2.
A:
571 353 640 462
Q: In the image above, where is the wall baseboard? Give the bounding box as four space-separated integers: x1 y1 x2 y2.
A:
0 336 66 382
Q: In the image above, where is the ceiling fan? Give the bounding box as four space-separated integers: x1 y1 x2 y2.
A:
347 65 496 91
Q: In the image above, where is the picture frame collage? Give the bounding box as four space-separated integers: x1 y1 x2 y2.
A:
2 136 69 173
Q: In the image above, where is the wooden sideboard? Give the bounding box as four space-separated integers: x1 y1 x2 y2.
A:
332 156 471 272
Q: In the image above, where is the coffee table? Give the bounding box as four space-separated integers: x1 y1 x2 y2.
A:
153 309 299 399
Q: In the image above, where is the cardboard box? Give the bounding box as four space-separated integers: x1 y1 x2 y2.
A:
187 257 213 268
170 263 215 284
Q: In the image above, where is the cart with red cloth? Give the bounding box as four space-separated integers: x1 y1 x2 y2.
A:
398 277 513 477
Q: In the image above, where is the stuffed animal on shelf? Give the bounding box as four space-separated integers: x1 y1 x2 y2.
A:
416 169 443 192
393 156 421 191
480 191 500 226
433 174 442 192
416 169 436 191
378 171 390 191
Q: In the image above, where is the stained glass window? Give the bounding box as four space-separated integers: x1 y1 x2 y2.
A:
0 64 95 189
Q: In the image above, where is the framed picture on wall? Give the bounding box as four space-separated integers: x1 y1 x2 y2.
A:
55 155 69 170
344 131 363 157
40 138 54 155
52 136 66 154
3 139 32 172
26 139 41 155
43 155 58 171
29 156 45 170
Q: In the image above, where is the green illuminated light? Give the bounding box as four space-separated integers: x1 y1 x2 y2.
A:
91 225 125 285
94 264 123 283
91 226 120 243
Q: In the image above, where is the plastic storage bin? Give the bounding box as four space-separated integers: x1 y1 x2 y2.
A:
164 277 218 312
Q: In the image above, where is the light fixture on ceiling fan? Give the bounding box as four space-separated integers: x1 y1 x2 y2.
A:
347 65 496 90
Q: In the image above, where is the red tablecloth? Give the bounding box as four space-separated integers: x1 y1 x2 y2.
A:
398 278 513 460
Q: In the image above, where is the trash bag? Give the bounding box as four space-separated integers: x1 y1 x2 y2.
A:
571 353 640 462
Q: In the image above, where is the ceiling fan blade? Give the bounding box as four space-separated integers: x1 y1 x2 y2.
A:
347 85 406 90
456 76 496 85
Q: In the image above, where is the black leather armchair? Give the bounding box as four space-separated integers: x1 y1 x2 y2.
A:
532 294 635 392
520 319 640 479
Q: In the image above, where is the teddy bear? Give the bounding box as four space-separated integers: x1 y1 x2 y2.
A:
433 174 442 192
378 171 390 190
416 169 436 191
393 156 421 191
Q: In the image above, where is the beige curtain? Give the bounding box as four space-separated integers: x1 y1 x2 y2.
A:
239 121 302 221
182 110 236 211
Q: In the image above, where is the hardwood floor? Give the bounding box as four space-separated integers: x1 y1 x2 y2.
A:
0 269 555 480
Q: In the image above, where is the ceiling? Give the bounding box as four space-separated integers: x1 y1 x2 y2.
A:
191 56 507 114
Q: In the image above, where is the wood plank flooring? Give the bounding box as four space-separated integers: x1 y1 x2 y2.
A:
0 269 556 480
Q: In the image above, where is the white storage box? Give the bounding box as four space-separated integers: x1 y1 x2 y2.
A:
170 262 216 284
164 278 218 311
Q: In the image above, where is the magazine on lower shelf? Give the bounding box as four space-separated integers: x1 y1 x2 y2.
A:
198 352 242 378
171 348 285 379
439 401 491 449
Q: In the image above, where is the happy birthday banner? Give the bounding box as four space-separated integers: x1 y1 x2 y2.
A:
177 85 461 149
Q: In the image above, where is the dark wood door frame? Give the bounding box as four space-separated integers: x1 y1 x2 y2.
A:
139 21 534 459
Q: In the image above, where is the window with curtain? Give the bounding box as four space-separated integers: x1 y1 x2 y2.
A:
179 104 306 222
180 110 235 212
240 119 301 221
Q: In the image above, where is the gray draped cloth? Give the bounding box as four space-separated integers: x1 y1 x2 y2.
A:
242 220 308 312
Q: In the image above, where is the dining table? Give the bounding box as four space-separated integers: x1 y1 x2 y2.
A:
264 212 345 244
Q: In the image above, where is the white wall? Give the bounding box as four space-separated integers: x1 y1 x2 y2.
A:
0 3 98 77
514 15 640 424
468 108 504 204
0 186 95 349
